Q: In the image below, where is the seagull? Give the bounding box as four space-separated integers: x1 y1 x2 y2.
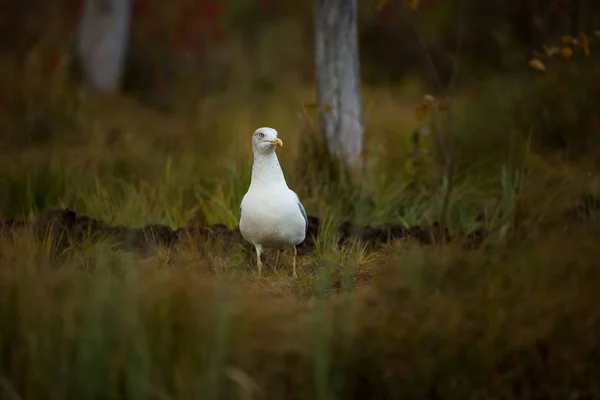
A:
239 127 308 277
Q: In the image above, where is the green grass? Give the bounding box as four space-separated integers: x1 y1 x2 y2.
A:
1 63 600 398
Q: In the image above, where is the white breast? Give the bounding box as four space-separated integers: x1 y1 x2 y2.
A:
240 188 306 249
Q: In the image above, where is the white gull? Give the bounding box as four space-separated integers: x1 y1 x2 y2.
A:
239 127 307 277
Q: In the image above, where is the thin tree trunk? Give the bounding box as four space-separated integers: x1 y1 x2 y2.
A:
313 0 363 170
77 0 130 93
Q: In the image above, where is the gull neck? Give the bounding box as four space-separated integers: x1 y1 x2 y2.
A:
250 150 287 189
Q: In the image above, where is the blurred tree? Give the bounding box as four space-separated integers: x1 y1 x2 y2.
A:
314 0 364 170
77 0 131 93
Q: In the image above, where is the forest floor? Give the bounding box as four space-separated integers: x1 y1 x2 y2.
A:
1 76 600 399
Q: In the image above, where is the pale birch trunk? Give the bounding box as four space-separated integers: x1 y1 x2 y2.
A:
314 0 364 169
77 0 130 93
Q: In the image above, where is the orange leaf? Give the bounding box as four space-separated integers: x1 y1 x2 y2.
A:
560 46 573 58
561 34 574 45
528 58 546 71
415 104 429 121
580 32 591 57
303 102 318 112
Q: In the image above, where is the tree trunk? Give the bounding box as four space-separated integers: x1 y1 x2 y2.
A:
77 0 130 93
314 0 363 169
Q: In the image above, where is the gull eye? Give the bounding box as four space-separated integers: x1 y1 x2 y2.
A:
257 132 264 139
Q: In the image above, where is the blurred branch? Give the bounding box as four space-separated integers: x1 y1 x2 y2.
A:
406 13 443 92
448 0 466 90
406 0 466 238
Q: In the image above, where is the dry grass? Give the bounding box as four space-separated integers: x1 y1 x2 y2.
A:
1 53 600 398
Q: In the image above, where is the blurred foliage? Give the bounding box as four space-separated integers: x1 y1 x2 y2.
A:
1 2 600 398
1 0 598 185
2 0 599 94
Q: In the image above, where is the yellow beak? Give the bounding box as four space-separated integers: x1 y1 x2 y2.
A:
269 138 283 147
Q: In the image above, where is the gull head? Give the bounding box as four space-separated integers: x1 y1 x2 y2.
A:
252 127 283 155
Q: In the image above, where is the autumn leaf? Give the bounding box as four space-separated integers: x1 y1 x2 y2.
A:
561 34 574 45
303 102 319 112
580 32 591 57
528 58 546 71
560 46 573 58
437 101 448 111
415 104 429 121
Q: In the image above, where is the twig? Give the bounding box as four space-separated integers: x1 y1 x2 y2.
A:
438 0 466 233
437 97 454 234
406 13 443 92
448 0 466 91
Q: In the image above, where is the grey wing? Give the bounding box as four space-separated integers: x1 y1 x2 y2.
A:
293 192 308 233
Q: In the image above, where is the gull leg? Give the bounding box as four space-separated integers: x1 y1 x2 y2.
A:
255 245 263 276
292 246 298 277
